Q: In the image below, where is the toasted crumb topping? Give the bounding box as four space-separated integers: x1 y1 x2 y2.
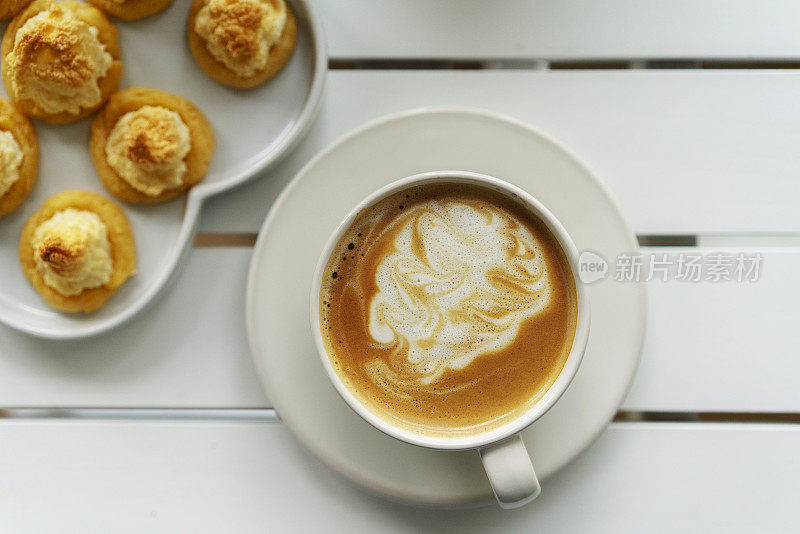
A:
125 108 182 169
195 0 286 77
6 5 113 115
39 237 84 272
105 105 192 196
211 0 262 59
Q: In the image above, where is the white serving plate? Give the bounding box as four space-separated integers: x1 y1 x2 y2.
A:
0 0 326 339
247 108 647 506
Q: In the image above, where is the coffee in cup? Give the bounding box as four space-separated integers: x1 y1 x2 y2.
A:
318 181 578 438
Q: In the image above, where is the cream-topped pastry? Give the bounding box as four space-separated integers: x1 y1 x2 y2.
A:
31 208 113 296
5 4 113 115
90 87 214 203
20 191 136 312
0 130 24 198
104 105 191 197
194 0 286 78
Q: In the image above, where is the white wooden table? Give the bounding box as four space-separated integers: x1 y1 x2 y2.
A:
2 1 800 531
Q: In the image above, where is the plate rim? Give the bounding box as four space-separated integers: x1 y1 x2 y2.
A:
246 106 647 506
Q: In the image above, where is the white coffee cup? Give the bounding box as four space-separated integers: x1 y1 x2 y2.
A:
310 171 590 508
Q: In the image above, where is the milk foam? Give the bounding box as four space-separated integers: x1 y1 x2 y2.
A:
367 199 552 386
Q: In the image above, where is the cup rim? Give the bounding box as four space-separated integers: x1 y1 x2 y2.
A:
310 170 591 451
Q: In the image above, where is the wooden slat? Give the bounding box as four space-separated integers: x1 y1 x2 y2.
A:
0 247 797 413
200 70 800 235
319 0 800 60
0 421 798 531
624 247 800 412
0 249 269 409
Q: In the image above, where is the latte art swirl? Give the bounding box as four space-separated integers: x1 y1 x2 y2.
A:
366 201 552 390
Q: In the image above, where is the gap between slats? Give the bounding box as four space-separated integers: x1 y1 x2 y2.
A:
1 408 799 425
194 233 257 247
328 59 800 71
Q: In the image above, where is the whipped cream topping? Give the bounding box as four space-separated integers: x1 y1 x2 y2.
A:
6 5 113 115
366 199 552 386
0 130 23 198
194 0 286 77
105 105 191 197
31 208 113 296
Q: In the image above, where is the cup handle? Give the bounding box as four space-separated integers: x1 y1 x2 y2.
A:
479 434 541 509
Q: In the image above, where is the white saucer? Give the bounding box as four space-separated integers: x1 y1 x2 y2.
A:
246 109 647 506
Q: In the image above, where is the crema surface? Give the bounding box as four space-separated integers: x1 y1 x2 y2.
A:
320 183 577 437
